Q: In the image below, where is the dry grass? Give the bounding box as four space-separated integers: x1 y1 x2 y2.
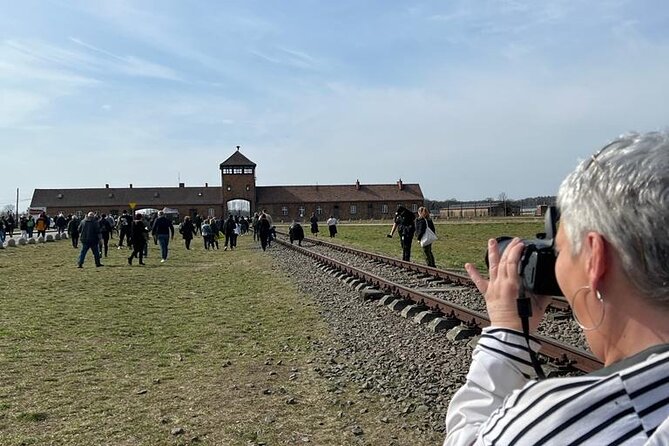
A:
0 235 442 445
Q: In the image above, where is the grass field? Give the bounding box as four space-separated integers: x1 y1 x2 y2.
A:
282 218 546 272
0 219 544 445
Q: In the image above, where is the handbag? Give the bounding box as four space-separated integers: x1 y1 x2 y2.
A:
420 226 438 247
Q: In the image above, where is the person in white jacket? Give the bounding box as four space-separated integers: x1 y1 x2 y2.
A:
445 131 669 445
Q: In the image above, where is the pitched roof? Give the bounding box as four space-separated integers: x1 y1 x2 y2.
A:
31 186 221 209
220 150 256 167
256 183 423 204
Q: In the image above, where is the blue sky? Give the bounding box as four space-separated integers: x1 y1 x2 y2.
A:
1 0 668 210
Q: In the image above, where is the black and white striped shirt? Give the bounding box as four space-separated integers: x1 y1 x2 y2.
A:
444 327 669 445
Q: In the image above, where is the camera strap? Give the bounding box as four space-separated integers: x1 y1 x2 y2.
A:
517 286 546 380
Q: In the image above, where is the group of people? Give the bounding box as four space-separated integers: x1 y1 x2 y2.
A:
72 210 176 267
0 211 73 243
387 205 437 267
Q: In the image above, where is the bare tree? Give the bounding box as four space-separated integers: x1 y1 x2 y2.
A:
2 204 15 216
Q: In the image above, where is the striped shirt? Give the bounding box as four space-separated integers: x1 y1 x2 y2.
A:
444 327 669 445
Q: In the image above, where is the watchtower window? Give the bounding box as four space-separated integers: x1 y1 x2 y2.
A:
243 168 253 174
222 168 232 174
233 168 243 174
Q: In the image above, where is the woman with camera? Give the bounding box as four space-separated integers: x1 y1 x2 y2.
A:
444 132 669 445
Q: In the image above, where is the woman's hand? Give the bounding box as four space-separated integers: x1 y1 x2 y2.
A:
465 238 550 332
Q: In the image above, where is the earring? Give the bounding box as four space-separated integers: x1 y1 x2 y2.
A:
569 286 605 331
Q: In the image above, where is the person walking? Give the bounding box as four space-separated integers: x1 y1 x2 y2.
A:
6 214 15 237
35 212 49 239
387 205 416 261
151 211 174 263
258 213 271 251
309 212 319 236
415 206 436 267
223 215 236 250
117 210 132 248
326 215 338 238
19 215 28 238
26 215 35 238
55 213 67 234
67 215 80 248
77 212 103 268
127 213 147 265
179 216 196 250
0 216 6 244
201 219 212 249
98 213 113 258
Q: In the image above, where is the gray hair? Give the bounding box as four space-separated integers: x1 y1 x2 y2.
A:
557 131 669 307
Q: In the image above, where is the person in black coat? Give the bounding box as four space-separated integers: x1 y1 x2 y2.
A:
67 215 80 248
179 216 196 250
77 212 103 268
128 213 147 265
309 212 319 236
98 213 113 257
258 213 271 251
223 215 236 250
289 221 305 246
387 205 416 262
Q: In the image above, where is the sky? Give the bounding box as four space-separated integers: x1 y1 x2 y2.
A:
1 0 668 211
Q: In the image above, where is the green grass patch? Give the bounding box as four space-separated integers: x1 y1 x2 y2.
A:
285 218 545 271
0 235 442 445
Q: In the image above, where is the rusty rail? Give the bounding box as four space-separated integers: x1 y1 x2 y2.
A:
275 236 602 373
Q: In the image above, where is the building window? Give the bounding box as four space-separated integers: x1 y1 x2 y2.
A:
412 203 418 213
316 206 322 216
226 185 231 191
243 168 253 174
208 208 215 217
233 168 243 174
382 204 388 214
281 206 288 216
350 205 357 215
298 206 305 217
222 168 232 174
245 185 250 191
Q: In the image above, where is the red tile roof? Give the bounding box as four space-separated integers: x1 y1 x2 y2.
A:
256 183 423 204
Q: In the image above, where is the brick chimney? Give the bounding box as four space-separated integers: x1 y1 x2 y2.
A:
397 179 403 190
179 182 185 188
355 179 361 190
129 184 133 189
105 184 109 188
205 182 208 188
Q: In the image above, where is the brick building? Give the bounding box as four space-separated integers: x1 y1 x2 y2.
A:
30 148 424 221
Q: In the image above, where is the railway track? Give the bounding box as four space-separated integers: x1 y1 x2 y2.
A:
274 231 602 374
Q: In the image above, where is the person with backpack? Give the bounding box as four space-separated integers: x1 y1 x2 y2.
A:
67 215 80 248
98 213 113 257
117 210 132 248
387 205 416 262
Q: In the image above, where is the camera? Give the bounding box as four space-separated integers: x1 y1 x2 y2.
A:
485 206 563 296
